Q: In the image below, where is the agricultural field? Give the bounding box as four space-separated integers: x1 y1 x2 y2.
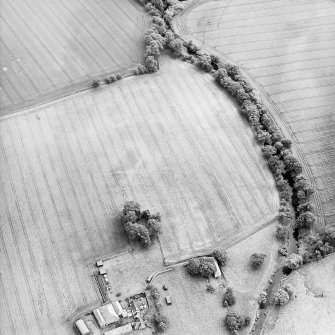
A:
260 253 335 335
0 57 278 334
177 0 335 227
0 0 149 114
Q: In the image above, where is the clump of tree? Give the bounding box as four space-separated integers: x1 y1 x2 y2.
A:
122 201 162 248
133 64 148 75
225 312 251 333
250 253 266 270
186 257 216 277
222 287 235 307
211 248 227 266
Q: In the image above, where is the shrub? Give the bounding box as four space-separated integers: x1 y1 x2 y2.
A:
211 248 227 266
225 312 245 331
276 225 289 242
281 283 294 296
206 284 216 294
186 257 215 277
153 313 168 332
296 211 316 230
273 288 289 306
283 253 303 271
223 287 235 307
123 201 141 217
186 258 201 275
244 316 251 327
92 79 100 88
262 145 276 159
258 291 267 305
147 218 162 238
198 259 215 277
301 234 333 263
250 253 266 270
116 74 122 80
104 77 111 84
134 64 147 75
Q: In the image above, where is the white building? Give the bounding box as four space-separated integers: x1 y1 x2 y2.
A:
74 319 91 335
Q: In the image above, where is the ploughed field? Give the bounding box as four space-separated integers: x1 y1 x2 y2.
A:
0 58 278 334
0 0 149 114
178 0 335 226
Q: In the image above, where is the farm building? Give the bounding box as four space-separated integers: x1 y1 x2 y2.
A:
93 308 107 328
112 300 123 316
74 319 91 335
104 323 132 335
100 303 120 325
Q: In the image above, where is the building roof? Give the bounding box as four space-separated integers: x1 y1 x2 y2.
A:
104 323 132 335
100 304 119 325
75 319 91 335
93 308 107 328
112 300 123 316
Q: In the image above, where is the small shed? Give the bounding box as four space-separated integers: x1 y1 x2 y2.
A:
165 296 172 305
121 310 128 319
112 300 123 316
104 323 132 335
99 267 107 275
93 308 106 328
75 319 91 335
96 260 103 267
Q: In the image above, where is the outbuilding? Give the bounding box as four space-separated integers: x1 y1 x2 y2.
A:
165 296 172 305
93 308 106 328
74 319 91 335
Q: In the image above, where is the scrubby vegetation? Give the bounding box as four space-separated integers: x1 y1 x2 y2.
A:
250 253 266 270
121 201 162 247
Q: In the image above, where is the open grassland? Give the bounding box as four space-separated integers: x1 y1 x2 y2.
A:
0 58 278 334
178 0 335 227
0 0 149 114
260 253 335 335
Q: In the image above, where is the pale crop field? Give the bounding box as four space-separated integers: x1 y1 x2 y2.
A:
0 0 149 114
0 58 278 334
178 0 335 227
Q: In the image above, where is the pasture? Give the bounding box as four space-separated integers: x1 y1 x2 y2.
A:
0 58 278 334
178 0 335 226
0 0 149 114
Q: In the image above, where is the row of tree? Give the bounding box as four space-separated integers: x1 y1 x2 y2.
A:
150 286 169 332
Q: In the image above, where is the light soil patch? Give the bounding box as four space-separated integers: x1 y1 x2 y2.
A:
0 57 277 334
260 254 335 335
177 0 335 227
0 0 149 114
